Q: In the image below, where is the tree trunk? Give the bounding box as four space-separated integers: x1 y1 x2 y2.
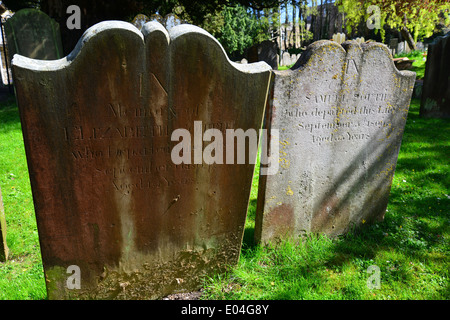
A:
401 13 416 51
284 0 289 50
292 1 296 48
318 0 323 40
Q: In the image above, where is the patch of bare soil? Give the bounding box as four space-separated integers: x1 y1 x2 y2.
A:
162 290 203 300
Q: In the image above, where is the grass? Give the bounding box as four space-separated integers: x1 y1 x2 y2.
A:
0 93 448 300
0 95 46 300
394 50 427 80
202 97 449 300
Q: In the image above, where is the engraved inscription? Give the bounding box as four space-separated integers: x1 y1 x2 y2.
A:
62 102 234 193
282 92 396 145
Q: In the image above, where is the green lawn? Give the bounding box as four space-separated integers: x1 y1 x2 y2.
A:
0 94 448 300
0 95 46 299
394 50 427 80
203 97 449 300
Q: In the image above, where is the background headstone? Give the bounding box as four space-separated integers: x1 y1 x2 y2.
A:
420 31 450 118
4 8 63 64
282 51 292 66
163 13 183 31
389 38 398 56
246 40 278 70
0 186 8 262
255 40 415 243
332 33 346 44
131 14 150 31
12 21 271 299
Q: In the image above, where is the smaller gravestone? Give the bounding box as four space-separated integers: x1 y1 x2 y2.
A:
420 31 450 118
4 9 63 63
416 42 425 51
0 187 8 262
163 13 183 31
131 14 150 31
282 51 291 66
246 40 278 70
332 33 346 44
149 13 164 24
397 41 405 54
255 40 416 244
389 38 398 56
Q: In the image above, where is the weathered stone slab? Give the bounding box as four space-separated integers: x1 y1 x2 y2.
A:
255 40 415 243
12 21 271 299
0 186 8 262
420 31 450 118
4 8 63 63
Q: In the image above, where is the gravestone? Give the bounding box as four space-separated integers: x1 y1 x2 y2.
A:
332 33 346 44
389 38 398 56
0 186 8 262
282 51 293 66
420 31 450 118
12 21 271 299
163 13 183 31
149 13 164 24
255 40 415 243
131 14 150 31
247 40 278 70
4 9 63 63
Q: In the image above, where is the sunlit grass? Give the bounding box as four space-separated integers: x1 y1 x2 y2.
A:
203 98 449 300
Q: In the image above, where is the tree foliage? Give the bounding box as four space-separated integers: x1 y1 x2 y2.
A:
336 0 450 43
217 4 271 54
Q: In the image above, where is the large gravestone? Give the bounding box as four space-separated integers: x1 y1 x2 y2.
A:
12 21 271 299
420 32 450 118
0 187 8 262
4 9 63 63
255 40 415 243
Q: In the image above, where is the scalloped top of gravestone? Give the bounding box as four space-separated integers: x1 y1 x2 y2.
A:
0 187 8 261
131 14 150 31
4 8 63 63
254 40 416 244
419 31 450 118
12 20 271 299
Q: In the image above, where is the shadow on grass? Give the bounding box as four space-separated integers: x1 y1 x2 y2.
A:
236 98 449 299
